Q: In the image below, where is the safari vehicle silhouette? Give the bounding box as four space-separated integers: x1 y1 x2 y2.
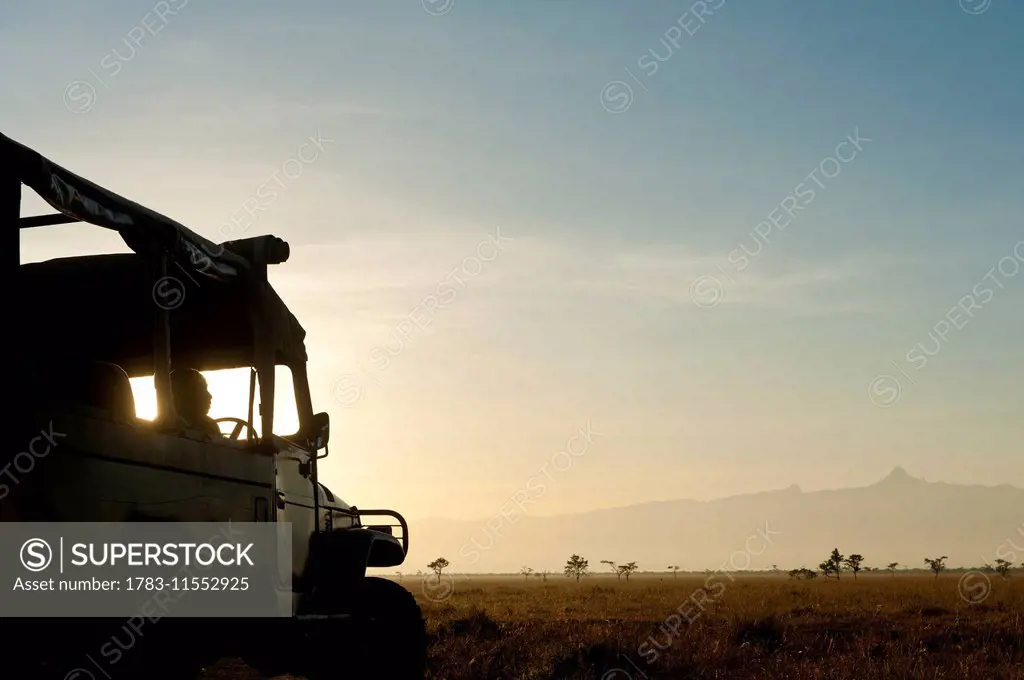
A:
1 132 426 679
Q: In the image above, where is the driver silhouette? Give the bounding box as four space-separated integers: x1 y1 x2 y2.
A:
170 368 221 437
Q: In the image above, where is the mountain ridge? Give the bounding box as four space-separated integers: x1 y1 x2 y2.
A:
402 467 1024 573
413 467 1021 524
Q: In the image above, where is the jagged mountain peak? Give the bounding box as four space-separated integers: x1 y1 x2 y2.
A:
879 465 919 484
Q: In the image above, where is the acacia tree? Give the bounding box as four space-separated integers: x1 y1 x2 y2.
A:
520 566 534 581
844 554 864 580
427 557 450 584
565 554 589 583
601 560 619 580
924 556 948 579
618 562 639 583
820 548 844 580
886 562 899 577
667 565 680 579
995 558 1014 578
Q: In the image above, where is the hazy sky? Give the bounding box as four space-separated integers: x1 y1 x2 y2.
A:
11 0 1024 521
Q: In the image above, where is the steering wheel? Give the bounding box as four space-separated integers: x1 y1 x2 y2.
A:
213 417 256 441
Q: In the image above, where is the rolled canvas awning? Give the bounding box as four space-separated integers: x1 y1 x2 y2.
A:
2 132 249 281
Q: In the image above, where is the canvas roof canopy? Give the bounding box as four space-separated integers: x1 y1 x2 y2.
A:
4 132 307 374
21 253 308 376
2 131 248 280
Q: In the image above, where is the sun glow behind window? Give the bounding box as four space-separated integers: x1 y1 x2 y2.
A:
130 366 300 437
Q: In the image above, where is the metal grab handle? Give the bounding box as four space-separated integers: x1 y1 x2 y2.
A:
276 491 287 509
355 509 409 555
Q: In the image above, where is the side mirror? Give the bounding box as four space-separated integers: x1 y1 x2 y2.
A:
311 411 330 450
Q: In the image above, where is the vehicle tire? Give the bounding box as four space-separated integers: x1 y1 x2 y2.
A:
303 576 427 679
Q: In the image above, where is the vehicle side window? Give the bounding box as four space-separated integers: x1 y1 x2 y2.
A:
128 366 299 439
253 365 300 439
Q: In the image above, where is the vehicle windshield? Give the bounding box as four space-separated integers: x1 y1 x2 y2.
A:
129 365 300 439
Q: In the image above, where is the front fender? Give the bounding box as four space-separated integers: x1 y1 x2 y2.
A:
299 527 406 613
367 530 405 567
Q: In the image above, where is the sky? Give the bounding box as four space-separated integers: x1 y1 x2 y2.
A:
10 0 1024 522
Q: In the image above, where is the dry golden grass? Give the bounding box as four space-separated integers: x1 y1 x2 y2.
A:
200 573 1023 679
416 573 1024 680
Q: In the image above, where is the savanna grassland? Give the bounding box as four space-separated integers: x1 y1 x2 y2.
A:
203 572 1024 679
415 573 1024 679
